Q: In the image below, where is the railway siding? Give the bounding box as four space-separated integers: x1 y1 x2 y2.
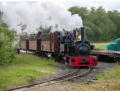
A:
92 50 120 62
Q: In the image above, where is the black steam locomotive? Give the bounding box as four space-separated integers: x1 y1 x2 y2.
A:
56 27 98 66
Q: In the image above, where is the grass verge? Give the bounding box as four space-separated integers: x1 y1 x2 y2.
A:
66 64 120 91
93 42 113 50
93 64 120 90
0 54 57 90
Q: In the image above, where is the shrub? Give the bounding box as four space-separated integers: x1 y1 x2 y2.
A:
0 27 16 65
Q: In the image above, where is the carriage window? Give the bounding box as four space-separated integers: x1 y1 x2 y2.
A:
41 33 50 41
29 35 37 41
20 35 27 41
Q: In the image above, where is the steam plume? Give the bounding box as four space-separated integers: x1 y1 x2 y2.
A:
0 1 83 34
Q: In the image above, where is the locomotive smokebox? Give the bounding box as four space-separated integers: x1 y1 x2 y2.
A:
81 27 84 42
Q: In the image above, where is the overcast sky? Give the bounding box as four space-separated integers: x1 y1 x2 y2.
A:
1 0 120 11
0 0 120 34
64 0 120 11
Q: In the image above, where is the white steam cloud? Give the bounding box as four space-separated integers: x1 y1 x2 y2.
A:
0 1 83 34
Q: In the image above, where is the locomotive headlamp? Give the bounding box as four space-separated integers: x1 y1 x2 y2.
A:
71 59 75 62
93 59 96 62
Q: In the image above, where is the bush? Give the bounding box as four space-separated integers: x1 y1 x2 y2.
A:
0 27 16 65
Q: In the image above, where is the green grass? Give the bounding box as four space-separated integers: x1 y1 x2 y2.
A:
90 64 120 90
93 42 113 50
97 64 120 82
79 64 120 90
63 64 120 91
0 54 57 90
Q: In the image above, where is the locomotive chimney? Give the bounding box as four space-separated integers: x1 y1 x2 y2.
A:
81 27 84 42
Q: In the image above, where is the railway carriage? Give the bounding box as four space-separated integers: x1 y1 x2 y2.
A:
40 32 60 53
20 35 28 50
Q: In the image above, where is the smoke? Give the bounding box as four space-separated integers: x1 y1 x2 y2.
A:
0 1 83 34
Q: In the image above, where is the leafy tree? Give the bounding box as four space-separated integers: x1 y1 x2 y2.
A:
0 10 15 65
0 11 3 24
69 6 120 42
69 7 89 20
36 25 43 32
107 10 120 38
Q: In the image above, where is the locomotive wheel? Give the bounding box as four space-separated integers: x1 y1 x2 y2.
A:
65 61 71 68
98 55 115 62
65 61 68 65
114 57 120 64
54 54 61 62
65 56 71 67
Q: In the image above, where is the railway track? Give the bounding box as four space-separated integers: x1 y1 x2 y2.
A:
8 67 92 91
49 67 92 84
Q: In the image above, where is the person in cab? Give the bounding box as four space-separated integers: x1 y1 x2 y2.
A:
67 31 75 44
66 31 75 55
77 32 81 41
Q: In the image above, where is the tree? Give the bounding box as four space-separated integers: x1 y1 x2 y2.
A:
36 25 43 32
69 6 120 42
69 7 89 19
0 11 3 24
0 10 15 65
107 10 120 38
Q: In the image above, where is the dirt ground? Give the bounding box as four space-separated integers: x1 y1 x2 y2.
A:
23 81 120 91
24 82 92 91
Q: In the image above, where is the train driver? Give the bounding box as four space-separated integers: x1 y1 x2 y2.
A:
66 31 75 55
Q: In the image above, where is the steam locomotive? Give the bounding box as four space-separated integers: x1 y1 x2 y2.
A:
19 27 98 67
